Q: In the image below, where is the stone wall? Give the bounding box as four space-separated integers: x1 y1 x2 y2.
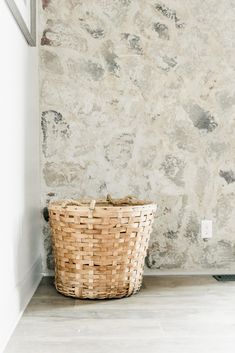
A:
40 0 235 273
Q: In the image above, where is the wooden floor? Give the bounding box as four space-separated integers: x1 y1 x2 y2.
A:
5 276 235 353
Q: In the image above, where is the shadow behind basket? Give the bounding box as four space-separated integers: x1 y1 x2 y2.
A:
49 200 156 299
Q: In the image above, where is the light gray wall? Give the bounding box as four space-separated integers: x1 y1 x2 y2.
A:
40 0 235 274
0 2 42 351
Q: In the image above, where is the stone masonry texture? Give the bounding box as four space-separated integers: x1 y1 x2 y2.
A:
40 0 235 273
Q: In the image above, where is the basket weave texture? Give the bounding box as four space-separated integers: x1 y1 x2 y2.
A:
49 197 156 299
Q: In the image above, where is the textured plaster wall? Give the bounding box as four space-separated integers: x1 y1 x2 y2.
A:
40 0 235 273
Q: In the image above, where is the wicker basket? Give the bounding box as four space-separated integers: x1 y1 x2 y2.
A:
48 196 156 299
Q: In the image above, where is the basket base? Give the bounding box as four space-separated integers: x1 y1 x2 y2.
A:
54 281 142 300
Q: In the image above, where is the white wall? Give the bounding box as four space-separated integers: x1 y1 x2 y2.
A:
0 2 42 352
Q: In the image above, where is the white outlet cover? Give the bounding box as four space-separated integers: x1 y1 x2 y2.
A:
201 220 213 239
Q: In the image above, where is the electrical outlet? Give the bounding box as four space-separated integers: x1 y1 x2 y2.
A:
201 220 213 239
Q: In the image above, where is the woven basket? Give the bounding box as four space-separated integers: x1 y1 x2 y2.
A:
49 196 156 299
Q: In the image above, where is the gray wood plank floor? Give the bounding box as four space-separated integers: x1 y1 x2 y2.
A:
4 276 235 353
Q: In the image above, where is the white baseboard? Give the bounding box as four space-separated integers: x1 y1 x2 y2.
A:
42 269 54 277
0 257 42 353
144 266 235 276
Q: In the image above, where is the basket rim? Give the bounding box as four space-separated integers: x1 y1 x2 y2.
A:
48 199 157 211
